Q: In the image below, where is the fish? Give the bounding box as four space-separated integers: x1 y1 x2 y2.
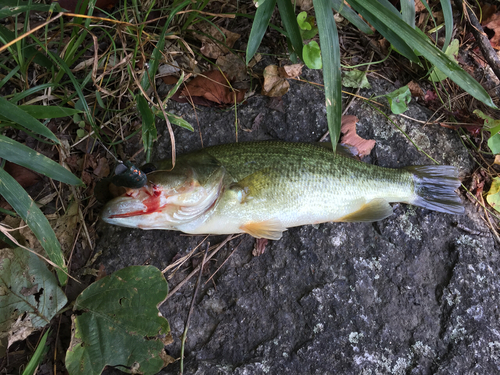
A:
101 141 464 240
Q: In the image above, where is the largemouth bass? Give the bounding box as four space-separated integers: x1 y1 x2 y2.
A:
101 142 464 240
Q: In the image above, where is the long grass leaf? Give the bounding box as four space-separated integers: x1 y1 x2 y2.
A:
314 0 342 151
141 0 191 91
331 0 372 35
440 0 453 50
246 0 278 64
0 168 67 285
349 0 496 108
137 95 156 163
0 135 83 185
22 329 50 375
0 96 59 143
10 83 55 104
277 0 304 61
19 105 82 119
348 0 419 62
401 0 415 28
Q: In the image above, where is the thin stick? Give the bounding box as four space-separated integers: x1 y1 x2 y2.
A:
204 239 243 286
162 235 236 301
180 242 209 375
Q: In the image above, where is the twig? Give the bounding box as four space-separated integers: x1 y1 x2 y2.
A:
204 239 243 285
180 242 209 374
162 235 236 301
454 0 500 82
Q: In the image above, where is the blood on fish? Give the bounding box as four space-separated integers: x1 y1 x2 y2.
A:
108 186 166 218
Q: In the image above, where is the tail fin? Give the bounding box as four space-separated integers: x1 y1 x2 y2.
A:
405 165 464 215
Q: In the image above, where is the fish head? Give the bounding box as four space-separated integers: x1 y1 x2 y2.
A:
101 167 224 230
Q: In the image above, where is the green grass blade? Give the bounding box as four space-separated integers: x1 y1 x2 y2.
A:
10 83 55 104
0 168 67 285
0 135 83 185
0 96 59 144
22 329 50 375
0 65 19 89
347 0 419 62
314 0 342 151
137 95 156 163
246 0 277 64
401 0 415 28
331 0 372 35
140 0 191 91
349 0 496 108
19 105 82 119
0 3 56 18
277 0 304 61
440 0 453 50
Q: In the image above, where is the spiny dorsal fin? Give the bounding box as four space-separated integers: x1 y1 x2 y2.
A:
337 198 393 222
240 219 286 240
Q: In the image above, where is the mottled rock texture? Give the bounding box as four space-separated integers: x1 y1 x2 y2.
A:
97 71 499 374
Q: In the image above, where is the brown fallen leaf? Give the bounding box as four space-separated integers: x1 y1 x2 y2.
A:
252 238 268 256
4 162 40 188
339 115 375 158
279 64 303 79
216 54 247 82
189 22 240 59
483 13 500 50
407 80 424 99
262 65 290 97
93 157 110 178
178 70 246 106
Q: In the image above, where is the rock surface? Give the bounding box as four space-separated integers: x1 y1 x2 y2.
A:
96 70 500 374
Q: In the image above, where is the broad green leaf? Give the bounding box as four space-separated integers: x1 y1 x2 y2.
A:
19 105 82 119
347 0 419 63
331 0 372 35
474 109 500 135
297 12 319 40
0 247 67 357
23 329 50 375
342 69 371 88
385 86 411 114
167 113 194 132
303 41 322 69
246 0 277 64
314 0 342 151
348 0 496 108
65 266 170 375
277 0 304 61
0 96 59 143
0 135 83 185
488 133 500 154
429 39 459 82
0 169 67 284
486 177 500 212
0 4 58 18
137 95 157 163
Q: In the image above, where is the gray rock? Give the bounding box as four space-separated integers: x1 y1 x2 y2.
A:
96 71 499 374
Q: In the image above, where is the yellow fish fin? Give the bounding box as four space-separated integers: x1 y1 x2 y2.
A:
240 219 286 240
337 198 393 222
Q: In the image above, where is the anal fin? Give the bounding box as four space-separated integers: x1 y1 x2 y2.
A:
337 198 393 222
240 219 286 240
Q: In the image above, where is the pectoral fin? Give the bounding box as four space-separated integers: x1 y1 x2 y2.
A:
337 198 393 222
240 219 286 240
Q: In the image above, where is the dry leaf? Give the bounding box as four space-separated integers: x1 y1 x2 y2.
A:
93 157 110 178
279 64 303 79
494 155 500 166
190 23 240 59
178 70 246 106
262 65 290 97
483 13 500 50
252 238 268 256
215 54 247 82
415 0 426 13
339 115 376 158
407 80 424 98
296 0 313 10
4 162 40 188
